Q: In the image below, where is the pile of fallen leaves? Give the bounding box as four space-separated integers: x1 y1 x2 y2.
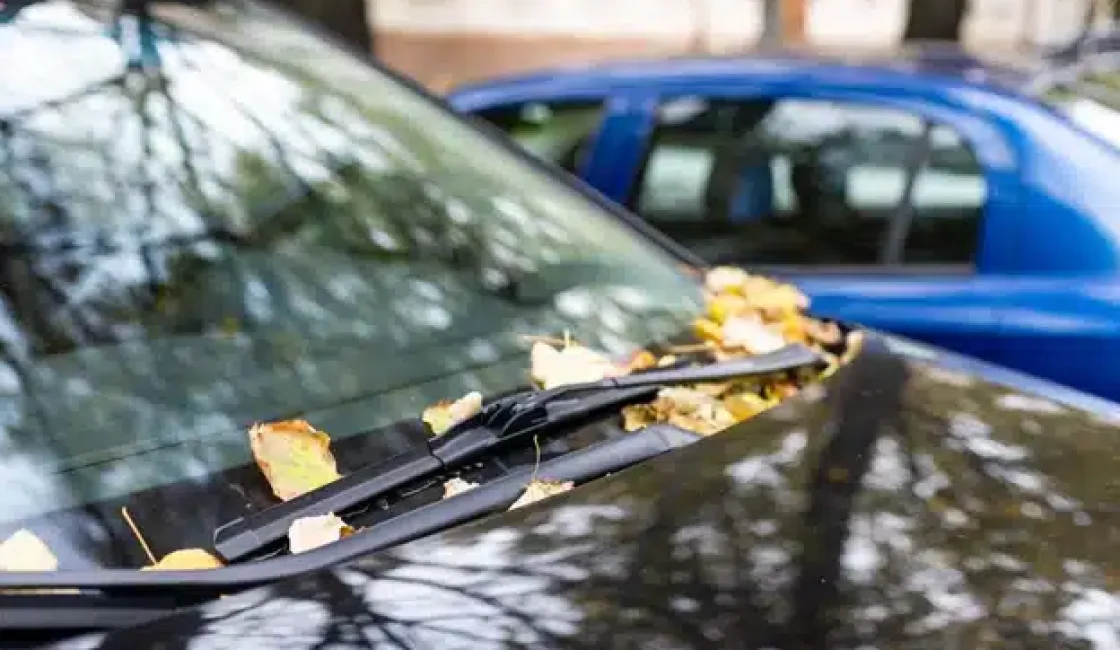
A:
425 266 858 437
0 267 857 575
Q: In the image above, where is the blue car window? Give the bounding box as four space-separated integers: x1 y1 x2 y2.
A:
474 101 605 175
630 97 986 267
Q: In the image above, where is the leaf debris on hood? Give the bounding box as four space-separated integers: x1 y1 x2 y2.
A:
0 529 58 572
422 391 484 436
288 514 355 554
249 419 342 501
442 477 481 499
142 549 224 571
509 479 574 510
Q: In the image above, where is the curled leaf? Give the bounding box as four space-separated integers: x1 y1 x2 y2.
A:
509 479 574 510
422 391 483 435
250 420 342 501
442 477 480 499
142 548 223 571
530 341 623 389
288 514 354 554
0 529 58 572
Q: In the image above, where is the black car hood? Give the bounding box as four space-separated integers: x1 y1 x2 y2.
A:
43 334 1120 649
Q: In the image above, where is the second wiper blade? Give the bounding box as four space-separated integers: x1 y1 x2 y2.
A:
213 344 822 563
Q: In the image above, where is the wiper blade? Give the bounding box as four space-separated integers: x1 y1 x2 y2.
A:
213 343 821 563
430 342 822 465
0 425 701 633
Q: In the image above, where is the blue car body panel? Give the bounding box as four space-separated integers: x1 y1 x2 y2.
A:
450 53 1120 400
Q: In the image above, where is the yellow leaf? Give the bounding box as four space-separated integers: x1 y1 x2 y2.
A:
721 316 787 354
509 479 574 510
704 266 752 294
422 391 483 436
250 420 342 501
529 342 622 389
287 514 354 554
0 529 57 572
622 349 658 373
706 293 751 324
442 477 480 499
142 548 223 571
723 392 772 420
692 318 724 345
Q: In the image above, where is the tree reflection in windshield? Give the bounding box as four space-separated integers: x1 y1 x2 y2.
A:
0 0 698 566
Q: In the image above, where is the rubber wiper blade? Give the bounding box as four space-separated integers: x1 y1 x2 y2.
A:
213 344 821 563
483 342 821 439
214 446 440 563
430 343 822 466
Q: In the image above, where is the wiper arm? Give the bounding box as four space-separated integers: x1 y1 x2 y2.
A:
430 341 822 465
213 343 822 563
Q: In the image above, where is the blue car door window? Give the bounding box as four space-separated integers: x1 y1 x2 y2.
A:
630 96 987 267
473 101 605 176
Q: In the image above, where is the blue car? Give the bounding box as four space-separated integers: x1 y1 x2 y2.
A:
449 48 1120 401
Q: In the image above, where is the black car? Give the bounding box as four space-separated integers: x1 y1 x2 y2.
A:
2 1 1120 648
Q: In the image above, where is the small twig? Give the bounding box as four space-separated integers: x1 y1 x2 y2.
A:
519 334 567 347
530 435 541 484
120 506 157 565
664 343 713 354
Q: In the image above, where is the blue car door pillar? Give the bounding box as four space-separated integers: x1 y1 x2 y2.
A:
581 92 657 204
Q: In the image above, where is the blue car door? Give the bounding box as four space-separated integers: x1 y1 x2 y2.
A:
611 86 1021 361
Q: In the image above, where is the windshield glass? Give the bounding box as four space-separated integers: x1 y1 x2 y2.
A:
0 0 704 568
1037 67 1120 150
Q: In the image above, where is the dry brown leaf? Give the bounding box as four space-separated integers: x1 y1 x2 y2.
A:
621 387 741 436
509 479 574 510
621 403 657 432
142 548 224 571
442 477 480 499
250 420 342 501
288 514 354 554
0 529 58 572
422 391 483 436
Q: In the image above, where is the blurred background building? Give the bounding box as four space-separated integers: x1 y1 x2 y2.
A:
269 0 1117 91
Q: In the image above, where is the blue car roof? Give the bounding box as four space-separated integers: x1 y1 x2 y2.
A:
451 45 1040 99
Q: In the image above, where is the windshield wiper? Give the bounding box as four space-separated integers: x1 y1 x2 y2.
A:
213 343 823 563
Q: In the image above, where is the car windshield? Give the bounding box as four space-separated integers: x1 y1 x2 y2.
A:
0 0 704 568
1036 65 1120 150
